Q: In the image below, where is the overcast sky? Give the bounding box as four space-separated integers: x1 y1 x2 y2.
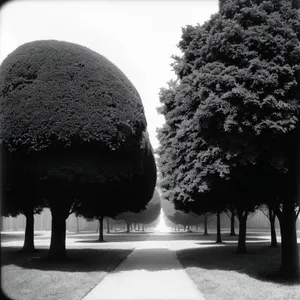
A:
0 0 219 150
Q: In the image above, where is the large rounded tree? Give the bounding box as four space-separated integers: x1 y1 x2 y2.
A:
0 40 156 259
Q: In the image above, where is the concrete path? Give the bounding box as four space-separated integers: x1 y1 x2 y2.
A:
82 239 205 300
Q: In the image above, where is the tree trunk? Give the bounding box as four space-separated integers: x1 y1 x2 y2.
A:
204 214 208 236
187 225 191 231
98 217 104 242
216 211 222 243
236 210 248 254
21 209 35 253
230 207 236 236
279 201 299 280
76 216 80 233
13 217 18 231
106 218 110 234
269 207 277 248
96 220 99 233
126 222 130 233
49 213 67 260
142 224 145 232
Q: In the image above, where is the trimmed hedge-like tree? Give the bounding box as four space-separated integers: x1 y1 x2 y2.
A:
0 40 155 259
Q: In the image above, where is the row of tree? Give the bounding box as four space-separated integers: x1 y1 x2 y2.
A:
157 0 300 280
162 195 279 246
0 40 157 260
83 188 161 241
115 189 161 233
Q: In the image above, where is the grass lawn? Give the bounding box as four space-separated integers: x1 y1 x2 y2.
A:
177 239 300 300
69 231 150 243
1 247 132 300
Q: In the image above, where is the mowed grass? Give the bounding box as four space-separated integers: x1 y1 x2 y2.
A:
1 247 132 300
69 231 151 243
177 238 300 300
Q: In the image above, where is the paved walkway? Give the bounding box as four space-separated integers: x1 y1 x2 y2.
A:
82 238 205 300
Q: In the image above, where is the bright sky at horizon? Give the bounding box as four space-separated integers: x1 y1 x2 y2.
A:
0 0 219 150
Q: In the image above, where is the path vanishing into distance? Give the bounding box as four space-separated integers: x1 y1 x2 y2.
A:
82 233 205 300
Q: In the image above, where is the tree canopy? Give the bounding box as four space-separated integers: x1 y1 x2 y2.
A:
115 188 161 225
0 40 146 153
0 40 156 259
157 0 300 278
161 196 203 227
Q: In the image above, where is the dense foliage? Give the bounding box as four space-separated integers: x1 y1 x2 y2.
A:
157 0 300 279
161 197 203 228
115 188 161 225
0 40 156 259
0 40 146 152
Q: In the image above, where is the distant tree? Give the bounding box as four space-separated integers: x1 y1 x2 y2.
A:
225 205 236 236
135 189 161 226
106 218 110 234
260 205 278 248
161 197 204 232
203 213 210 236
0 40 155 260
76 216 80 234
115 188 161 232
76 137 157 242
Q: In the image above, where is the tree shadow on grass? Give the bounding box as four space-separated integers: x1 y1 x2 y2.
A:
75 240 109 243
75 233 150 243
68 231 149 236
194 237 271 245
1 232 45 242
1 247 132 272
1 246 184 273
177 241 300 285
